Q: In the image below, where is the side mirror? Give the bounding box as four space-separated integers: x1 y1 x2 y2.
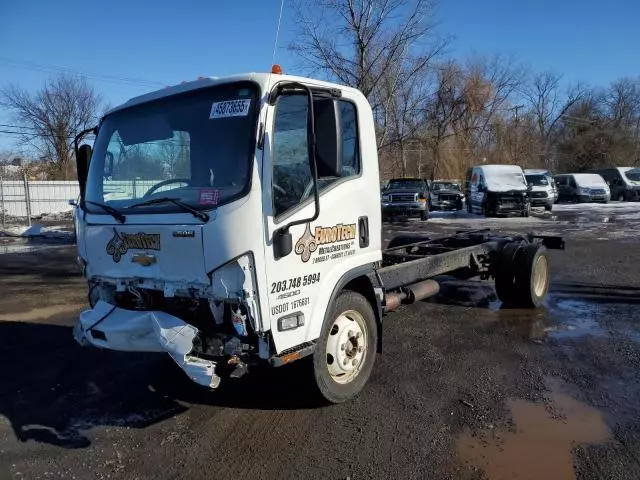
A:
68 198 78 207
273 228 293 260
313 98 342 178
76 144 92 199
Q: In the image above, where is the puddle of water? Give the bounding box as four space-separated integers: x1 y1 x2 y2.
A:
457 378 610 480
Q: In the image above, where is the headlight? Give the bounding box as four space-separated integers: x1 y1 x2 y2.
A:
382 194 390 202
579 187 590 194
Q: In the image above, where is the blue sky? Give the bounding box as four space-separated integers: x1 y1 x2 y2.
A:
1 0 639 151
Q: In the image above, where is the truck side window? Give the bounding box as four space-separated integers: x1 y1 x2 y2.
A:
338 101 360 177
271 96 361 218
272 94 312 217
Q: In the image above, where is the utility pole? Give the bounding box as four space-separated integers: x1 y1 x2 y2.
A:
509 104 525 163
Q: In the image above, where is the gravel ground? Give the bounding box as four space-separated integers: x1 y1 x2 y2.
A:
1 209 640 480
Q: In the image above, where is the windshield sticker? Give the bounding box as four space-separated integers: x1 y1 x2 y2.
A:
198 189 219 205
295 222 357 263
106 230 161 263
209 99 251 119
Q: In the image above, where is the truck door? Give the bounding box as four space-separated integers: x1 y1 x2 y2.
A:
261 91 376 353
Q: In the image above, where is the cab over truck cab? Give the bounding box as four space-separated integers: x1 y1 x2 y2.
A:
73 72 564 404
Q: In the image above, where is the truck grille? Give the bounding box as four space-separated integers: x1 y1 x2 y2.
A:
530 191 548 198
391 194 416 202
438 193 457 202
591 189 606 195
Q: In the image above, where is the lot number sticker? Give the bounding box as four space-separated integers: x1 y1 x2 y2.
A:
210 99 251 119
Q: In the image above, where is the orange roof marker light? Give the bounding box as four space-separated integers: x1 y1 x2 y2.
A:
271 64 283 75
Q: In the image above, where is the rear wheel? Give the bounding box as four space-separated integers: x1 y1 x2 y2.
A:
494 243 550 308
312 291 377 403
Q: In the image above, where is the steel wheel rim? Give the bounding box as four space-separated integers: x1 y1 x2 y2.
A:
532 254 548 297
325 309 367 384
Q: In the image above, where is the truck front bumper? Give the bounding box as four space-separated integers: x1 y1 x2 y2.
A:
74 300 220 388
382 202 427 216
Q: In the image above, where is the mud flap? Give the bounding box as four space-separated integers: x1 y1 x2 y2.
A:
75 301 220 389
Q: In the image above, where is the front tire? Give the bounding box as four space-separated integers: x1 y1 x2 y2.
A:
420 209 429 221
312 291 377 403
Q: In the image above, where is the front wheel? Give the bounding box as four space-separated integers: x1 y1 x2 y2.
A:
420 210 429 221
312 291 377 403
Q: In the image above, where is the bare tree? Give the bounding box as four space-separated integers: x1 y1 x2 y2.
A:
1 74 102 179
520 71 586 169
290 0 447 153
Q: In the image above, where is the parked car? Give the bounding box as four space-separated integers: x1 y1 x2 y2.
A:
554 173 610 203
524 169 556 211
429 180 464 210
587 167 640 201
381 178 429 220
465 165 530 217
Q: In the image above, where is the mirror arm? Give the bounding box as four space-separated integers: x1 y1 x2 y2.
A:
74 126 97 159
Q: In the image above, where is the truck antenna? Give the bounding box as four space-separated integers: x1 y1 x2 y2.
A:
271 0 285 68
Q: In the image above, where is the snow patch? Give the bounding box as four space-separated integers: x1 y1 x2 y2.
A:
0 224 74 240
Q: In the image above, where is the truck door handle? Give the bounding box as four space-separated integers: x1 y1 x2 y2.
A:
358 216 369 248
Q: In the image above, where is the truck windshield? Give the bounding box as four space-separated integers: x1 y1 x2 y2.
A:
432 182 460 191
85 82 258 214
386 180 425 190
525 174 549 186
625 168 640 182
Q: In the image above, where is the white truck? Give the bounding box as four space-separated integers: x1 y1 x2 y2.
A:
72 70 564 403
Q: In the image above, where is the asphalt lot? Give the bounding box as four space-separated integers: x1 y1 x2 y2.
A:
2 203 640 480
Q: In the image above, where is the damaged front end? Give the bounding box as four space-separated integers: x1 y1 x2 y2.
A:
485 190 529 216
74 253 269 389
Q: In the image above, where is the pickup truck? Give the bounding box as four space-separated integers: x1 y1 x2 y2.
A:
71 68 564 403
381 178 430 220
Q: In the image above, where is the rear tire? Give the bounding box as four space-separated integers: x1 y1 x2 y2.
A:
513 244 550 308
495 243 550 308
494 242 521 303
312 291 377 404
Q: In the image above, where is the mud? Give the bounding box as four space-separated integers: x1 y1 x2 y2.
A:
458 377 610 480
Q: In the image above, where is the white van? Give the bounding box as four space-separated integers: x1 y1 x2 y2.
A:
555 173 611 203
465 165 530 216
524 169 557 211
